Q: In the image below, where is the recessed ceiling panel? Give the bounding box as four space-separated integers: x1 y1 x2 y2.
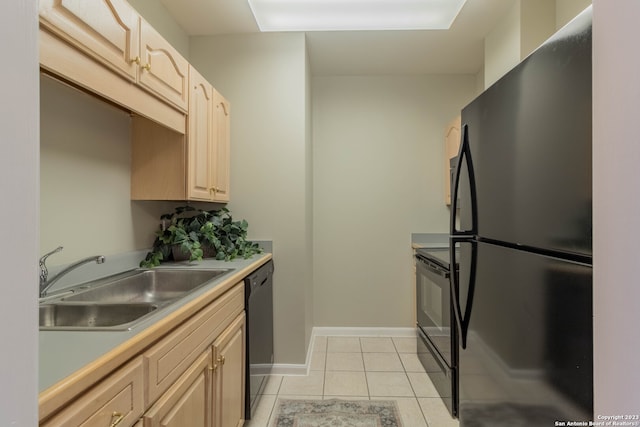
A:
248 0 468 32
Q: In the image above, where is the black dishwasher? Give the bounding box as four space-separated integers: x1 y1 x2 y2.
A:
244 259 274 419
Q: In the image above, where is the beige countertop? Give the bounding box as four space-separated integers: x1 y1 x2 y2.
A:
39 253 272 397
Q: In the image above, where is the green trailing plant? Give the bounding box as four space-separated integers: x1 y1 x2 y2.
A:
140 206 262 268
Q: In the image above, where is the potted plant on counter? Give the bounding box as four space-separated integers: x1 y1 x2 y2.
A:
140 206 262 267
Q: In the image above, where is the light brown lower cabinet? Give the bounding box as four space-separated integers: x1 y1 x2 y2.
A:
213 314 245 427
142 312 246 427
40 283 247 427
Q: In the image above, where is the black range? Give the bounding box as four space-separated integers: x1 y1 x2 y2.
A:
415 245 458 418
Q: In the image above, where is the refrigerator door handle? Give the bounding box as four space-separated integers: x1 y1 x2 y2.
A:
450 124 478 236
450 238 477 349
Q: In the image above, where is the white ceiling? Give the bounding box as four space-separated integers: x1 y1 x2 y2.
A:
159 0 516 75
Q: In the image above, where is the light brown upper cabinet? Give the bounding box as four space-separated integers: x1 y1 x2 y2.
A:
188 67 216 201
39 0 229 203
131 68 231 202
39 0 189 121
444 115 461 206
185 69 230 202
211 90 231 203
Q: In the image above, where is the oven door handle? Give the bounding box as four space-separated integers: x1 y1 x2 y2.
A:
450 238 476 349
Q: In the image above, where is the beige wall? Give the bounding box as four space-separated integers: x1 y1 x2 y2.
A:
40 75 178 265
557 0 592 29
520 0 556 58
484 0 558 89
484 1 521 88
312 75 476 327
189 33 313 364
0 0 39 424
484 0 520 89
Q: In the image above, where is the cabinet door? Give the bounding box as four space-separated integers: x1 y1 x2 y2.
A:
212 314 245 427
144 283 244 406
41 357 144 427
139 19 189 112
211 90 231 203
444 115 461 205
144 350 213 427
188 67 215 201
39 0 139 81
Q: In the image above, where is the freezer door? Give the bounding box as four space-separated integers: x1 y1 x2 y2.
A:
458 8 592 257
454 241 592 426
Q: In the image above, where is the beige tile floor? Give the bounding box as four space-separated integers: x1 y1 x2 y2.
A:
245 336 460 427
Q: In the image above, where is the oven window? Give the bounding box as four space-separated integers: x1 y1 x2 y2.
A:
416 257 451 335
422 279 443 329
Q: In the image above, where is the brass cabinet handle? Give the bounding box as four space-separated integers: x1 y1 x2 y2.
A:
109 412 125 427
217 355 225 365
142 63 151 71
130 56 140 65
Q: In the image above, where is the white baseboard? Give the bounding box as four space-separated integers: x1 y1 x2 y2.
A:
312 327 417 338
271 363 309 376
270 326 417 376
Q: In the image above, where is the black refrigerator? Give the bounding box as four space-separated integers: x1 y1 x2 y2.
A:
450 7 593 426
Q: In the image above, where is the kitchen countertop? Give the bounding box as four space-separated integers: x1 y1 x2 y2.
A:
39 253 272 396
411 232 449 249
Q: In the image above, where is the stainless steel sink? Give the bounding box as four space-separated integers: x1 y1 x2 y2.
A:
61 268 231 304
39 268 232 330
39 303 158 329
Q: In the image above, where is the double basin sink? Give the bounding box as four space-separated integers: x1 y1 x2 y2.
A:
39 268 232 331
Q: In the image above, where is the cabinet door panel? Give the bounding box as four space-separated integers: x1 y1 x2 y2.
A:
213 314 245 427
139 19 189 112
212 91 231 202
188 67 215 201
39 0 139 80
144 350 212 427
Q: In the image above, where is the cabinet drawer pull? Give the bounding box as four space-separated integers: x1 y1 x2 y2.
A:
109 412 125 427
130 56 141 65
142 63 151 71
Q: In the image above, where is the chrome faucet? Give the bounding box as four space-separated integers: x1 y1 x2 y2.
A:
39 246 105 298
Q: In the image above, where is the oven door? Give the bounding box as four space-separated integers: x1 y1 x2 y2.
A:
415 254 458 417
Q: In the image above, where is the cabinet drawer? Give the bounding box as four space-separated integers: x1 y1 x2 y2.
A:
41 357 144 427
144 283 244 406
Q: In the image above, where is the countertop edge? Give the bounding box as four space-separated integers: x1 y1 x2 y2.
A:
38 253 272 420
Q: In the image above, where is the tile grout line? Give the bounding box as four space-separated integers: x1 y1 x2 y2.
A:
358 338 372 400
